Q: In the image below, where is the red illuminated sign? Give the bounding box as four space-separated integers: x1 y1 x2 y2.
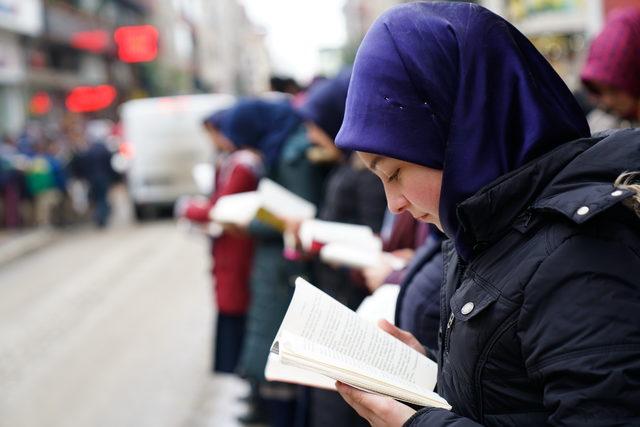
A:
29 92 52 115
114 25 158 63
66 85 117 113
71 30 110 53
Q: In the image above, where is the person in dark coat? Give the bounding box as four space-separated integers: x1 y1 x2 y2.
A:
218 98 330 427
297 70 387 427
394 225 444 353
331 3 640 426
70 137 115 228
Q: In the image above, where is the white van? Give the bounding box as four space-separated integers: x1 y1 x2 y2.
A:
120 94 235 219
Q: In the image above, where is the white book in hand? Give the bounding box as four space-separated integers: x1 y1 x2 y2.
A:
209 178 317 229
320 242 408 270
265 277 450 409
298 219 377 251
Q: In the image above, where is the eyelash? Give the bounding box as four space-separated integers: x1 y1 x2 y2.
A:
387 169 400 183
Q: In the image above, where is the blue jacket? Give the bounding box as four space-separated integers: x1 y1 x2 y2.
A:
395 229 443 352
407 130 640 426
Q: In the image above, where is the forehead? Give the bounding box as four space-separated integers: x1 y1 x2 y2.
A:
357 151 399 171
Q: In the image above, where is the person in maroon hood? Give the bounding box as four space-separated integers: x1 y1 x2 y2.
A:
581 7 640 123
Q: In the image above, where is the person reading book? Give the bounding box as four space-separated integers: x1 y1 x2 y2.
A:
177 109 263 376
217 98 331 425
333 2 640 426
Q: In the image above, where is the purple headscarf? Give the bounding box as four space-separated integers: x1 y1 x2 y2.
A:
335 2 589 258
297 68 352 140
203 109 229 130
219 98 302 169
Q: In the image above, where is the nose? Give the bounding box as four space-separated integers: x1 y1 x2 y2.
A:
385 188 408 214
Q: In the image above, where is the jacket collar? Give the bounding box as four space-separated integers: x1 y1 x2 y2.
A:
456 129 639 255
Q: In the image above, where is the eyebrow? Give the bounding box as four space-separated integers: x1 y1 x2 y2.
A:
368 155 383 171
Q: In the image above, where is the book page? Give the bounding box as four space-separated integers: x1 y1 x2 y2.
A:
298 219 376 251
356 284 400 325
209 191 260 226
258 178 317 221
277 331 447 407
265 353 337 390
271 278 438 391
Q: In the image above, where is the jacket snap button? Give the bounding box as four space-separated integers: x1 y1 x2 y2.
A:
577 206 590 216
461 302 474 315
611 190 624 197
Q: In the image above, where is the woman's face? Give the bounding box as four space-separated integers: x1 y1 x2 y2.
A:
358 151 443 231
588 82 639 120
205 126 236 153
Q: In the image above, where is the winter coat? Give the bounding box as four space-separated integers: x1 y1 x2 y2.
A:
407 130 640 426
314 160 387 308
238 125 330 381
184 150 262 315
395 230 443 351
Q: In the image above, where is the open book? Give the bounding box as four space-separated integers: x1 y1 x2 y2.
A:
209 178 317 231
298 219 408 270
298 219 379 252
265 277 450 409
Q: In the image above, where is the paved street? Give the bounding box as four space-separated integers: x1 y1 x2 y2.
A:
0 221 249 427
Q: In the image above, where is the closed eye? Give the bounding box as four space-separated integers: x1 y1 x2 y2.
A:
388 169 400 183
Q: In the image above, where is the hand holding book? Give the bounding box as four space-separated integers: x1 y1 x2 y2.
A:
336 381 418 427
266 277 450 409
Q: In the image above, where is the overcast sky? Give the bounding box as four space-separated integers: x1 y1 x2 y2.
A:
241 0 347 84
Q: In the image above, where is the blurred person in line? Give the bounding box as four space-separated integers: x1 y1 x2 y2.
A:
69 121 117 228
0 135 27 228
361 210 429 294
25 138 65 227
332 3 640 426
391 224 444 352
296 69 388 427
176 110 264 377
362 209 444 358
581 7 640 131
218 98 330 427
299 68 387 308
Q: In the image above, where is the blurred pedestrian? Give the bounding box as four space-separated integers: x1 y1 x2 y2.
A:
333 3 640 426
581 7 640 129
0 135 25 228
70 123 116 228
219 98 330 427
25 139 63 227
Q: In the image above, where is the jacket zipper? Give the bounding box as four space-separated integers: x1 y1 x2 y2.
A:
444 311 455 355
444 258 467 355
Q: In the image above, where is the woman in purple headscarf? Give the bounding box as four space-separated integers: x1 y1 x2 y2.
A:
332 2 640 426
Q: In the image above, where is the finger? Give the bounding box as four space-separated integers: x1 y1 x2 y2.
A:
378 319 409 340
336 382 375 422
336 382 397 426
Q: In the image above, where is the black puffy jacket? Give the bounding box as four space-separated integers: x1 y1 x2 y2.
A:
407 130 640 426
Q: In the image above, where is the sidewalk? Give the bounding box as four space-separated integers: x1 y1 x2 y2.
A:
0 227 60 267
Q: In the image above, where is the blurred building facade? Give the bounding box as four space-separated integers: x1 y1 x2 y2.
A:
0 0 270 137
342 0 639 90
193 0 270 95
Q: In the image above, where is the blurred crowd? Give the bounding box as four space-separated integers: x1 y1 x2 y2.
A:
0 115 122 230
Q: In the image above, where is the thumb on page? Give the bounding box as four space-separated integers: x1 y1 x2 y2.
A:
377 319 426 356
